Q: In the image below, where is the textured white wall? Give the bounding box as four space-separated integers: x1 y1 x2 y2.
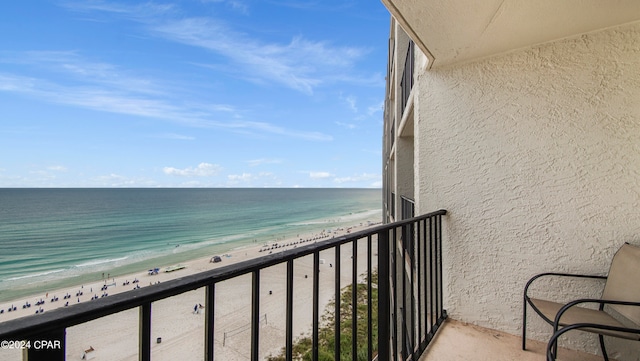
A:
414 22 640 357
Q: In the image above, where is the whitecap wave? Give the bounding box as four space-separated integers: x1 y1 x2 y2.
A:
6 268 66 282
288 209 382 226
74 256 129 268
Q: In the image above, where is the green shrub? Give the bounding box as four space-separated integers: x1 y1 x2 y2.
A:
266 271 378 361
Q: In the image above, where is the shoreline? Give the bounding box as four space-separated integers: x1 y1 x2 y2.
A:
0 208 382 303
0 218 380 361
0 218 380 323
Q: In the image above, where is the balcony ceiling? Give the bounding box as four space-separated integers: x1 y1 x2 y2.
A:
382 0 640 68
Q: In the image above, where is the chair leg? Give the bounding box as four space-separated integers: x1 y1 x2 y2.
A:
522 299 527 350
547 346 556 361
552 326 559 358
546 332 558 361
599 335 609 361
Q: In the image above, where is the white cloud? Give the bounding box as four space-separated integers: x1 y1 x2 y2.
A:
90 173 158 187
335 121 356 129
226 120 332 141
0 66 332 141
334 173 380 184
163 162 221 177
309 171 333 179
0 46 336 142
65 3 371 95
246 158 282 167
367 100 384 116
228 173 253 181
200 0 247 12
3 3 350 142
151 133 195 140
344 95 357 112
152 19 354 94
0 50 163 96
60 1 176 20
226 172 282 187
47 165 68 171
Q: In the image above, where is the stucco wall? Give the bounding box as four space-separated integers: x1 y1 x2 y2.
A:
414 22 640 357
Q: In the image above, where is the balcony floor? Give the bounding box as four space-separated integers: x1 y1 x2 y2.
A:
418 319 604 361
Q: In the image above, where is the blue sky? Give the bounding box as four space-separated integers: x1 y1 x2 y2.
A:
0 1 389 188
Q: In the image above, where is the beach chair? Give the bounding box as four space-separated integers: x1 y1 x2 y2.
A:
82 346 95 360
523 243 640 361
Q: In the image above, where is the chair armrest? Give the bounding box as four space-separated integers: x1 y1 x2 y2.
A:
554 298 640 328
547 322 640 361
524 272 607 300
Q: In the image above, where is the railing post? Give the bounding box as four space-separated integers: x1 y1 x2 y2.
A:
416 217 423 354
429 216 435 332
286 260 294 361
352 239 358 360
367 235 373 361
377 229 390 361
205 284 215 361
25 328 65 361
251 270 260 361
391 227 398 360
139 302 151 361
312 252 320 361
334 246 341 361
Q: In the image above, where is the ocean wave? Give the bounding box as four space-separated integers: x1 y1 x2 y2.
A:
4 256 132 285
5 268 66 282
74 256 129 268
169 233 254 254
288 209 382 226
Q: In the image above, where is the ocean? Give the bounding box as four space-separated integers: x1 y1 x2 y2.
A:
0 188 381 302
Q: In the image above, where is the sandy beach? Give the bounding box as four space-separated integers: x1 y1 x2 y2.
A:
0 220 380 361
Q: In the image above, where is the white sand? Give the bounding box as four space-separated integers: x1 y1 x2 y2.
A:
0 221 380 361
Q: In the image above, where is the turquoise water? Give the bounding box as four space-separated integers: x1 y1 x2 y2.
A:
0 188 381 302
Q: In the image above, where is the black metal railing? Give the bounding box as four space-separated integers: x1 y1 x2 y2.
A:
400 41 415 116
0 210 447 361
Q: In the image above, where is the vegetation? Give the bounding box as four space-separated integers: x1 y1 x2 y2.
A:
267 271 378 361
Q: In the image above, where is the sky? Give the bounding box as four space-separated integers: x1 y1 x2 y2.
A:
0 1 390 188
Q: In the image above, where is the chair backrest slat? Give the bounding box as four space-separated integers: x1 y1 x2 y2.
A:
602 243 640 324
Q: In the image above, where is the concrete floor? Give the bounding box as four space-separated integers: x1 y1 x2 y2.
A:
418 319 605 361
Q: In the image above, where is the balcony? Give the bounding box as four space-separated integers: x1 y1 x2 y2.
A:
418 319 604 361
0 210 447 361
1 208 618 361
